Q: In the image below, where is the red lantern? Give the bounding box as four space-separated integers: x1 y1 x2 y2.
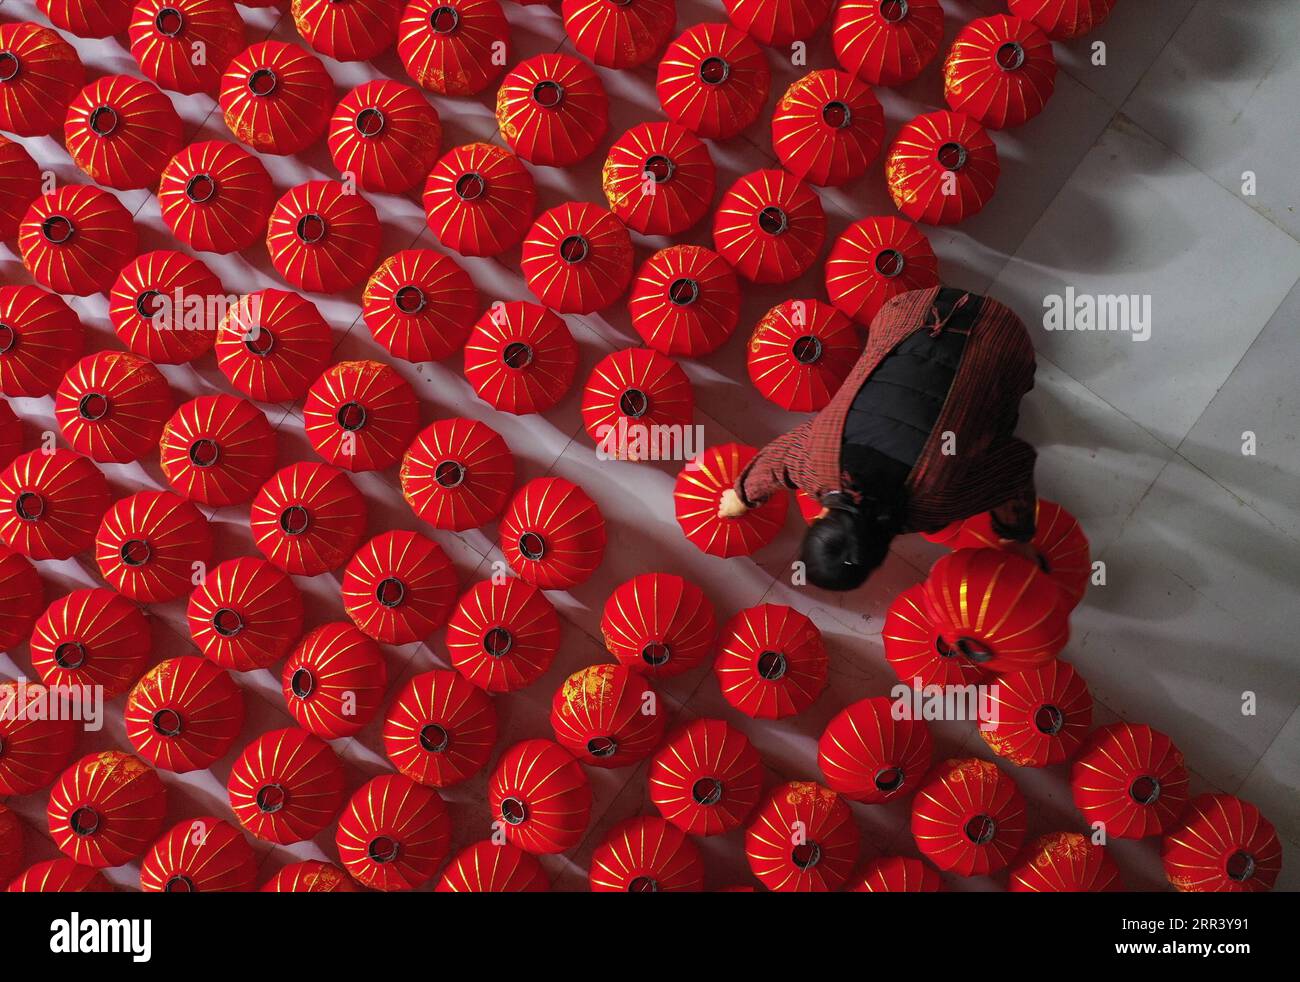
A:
63 75 183 190
54 352 171 464
157 141 275 255
1162 794 1282 893
832 0 943 87
446 577 560 692
922 548 1069 673
1008 831 1123 892
550 664 664 768
383 669 498 788
496 53 608 167
499 477 606 590
219 41 333 155
649 717 762 835
716 604 827 719
363 249 478 363
29 588 152 699
0 805 23 884
463 302 577 415
724 0 833 46
846 856 943 892
129 0 245 97
437 840 548 892
590 816 704 892
19 185 138 296
250 462 366 576
336 775 451 891
0 449 110 560
656 22 770 140
0 401 19 470
401 418 515 532
0 137 41 241
140 817 257 893
944 15 1057 130
261 860 357 892
398 0 510 97
602 122 715 236
818 696 933 804
303 360 421 472
825 216 940 328
227 728 346 844
281 622 386 740
1071 722 1190 839
883 583 988 689
747 299 858 412
521 202 633 315
266 180 381 293
0 679 77 795
0 23 85 137
37 0 133 38
343 530 459 644
329 81 441 194
601 573 716 680
886 111 1000 225
293 0 400 61
675 443 787 558
47 751 167 868
187 556 305 671
7 859 112 893
109 251 223 365
771 69 884 187
746 782 858 891
0 286 83 397
714 169 825 284
423 142 536 257
125 656 245 773
1008 0 1116 40
582 348 693 460
159 395 277 506
910 757 1026 875
979 660 1092 767
216 289 333 403
563 0 675 69
629 245 740 357
0 545 44 650
487 739 592 854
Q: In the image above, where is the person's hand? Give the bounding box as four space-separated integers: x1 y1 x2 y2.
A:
717 488 749 519
1001 538 1041 567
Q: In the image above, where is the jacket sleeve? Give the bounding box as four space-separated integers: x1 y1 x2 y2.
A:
735 419 815 507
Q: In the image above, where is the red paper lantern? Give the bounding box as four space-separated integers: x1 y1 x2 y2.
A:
303 360 421 472
401 418 515 532
423 142 536 257
724 0 832 46
910 757 1026 875
159 395 276 506
19 185 137 296
832 0 943 87
582 348 693 460
266 180 380 293
590 815 704 892
437 840 548 892
883 583 988 689
0 449 110 560
463 302 577 415
0 286 83 397
250 462 366 576
1162 794 1282 893
30 588 152 699
157 141 275 255
656 22 770 140
563 0 675 69
140 818 257 892
629 245 740 357
0 545 44 650
771 69 884 187
601 573 716 680
47 751 167 868
499 477 606 590
825 216 940 327
713 169 825 284
1008 831 1122 892
0 805 23 884
219 41 333 155
64 75 183 190
187 556 305 672
0 679 76 795
747 299 858 412
398 0 510 97
383 669 498 788
675 443 787 558
261 860 357 892
446 577 560 692
496 53 608 167
746 782 858 891
944 15 1057 130
716 604 827 719
886 111 1000 226
0 401 19 470
846 856 943 892
0 137 41 240
125 656 245 773
37 0 133 38
54 352 172 464
979 660 1092 767
343 530 459 644
0 23 85 137
228 728 347 844
487 739 592 855
521 202 633 315
109 251 223 364
282 622 386 740
129 0 245 96
551 664 664 768
7 859 112 892
649 717 762 835
922 548 1069 674
602 122 714 236
293 0 400 61
336 775 451 891
329 81 441 194
215 289 332 403
95 492 213 603
1071 722 1190 840
1008 0 1116 40
818 696 933 804
363 249 477 363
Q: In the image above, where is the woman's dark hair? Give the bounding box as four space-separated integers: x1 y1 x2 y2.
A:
800 498 897 591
